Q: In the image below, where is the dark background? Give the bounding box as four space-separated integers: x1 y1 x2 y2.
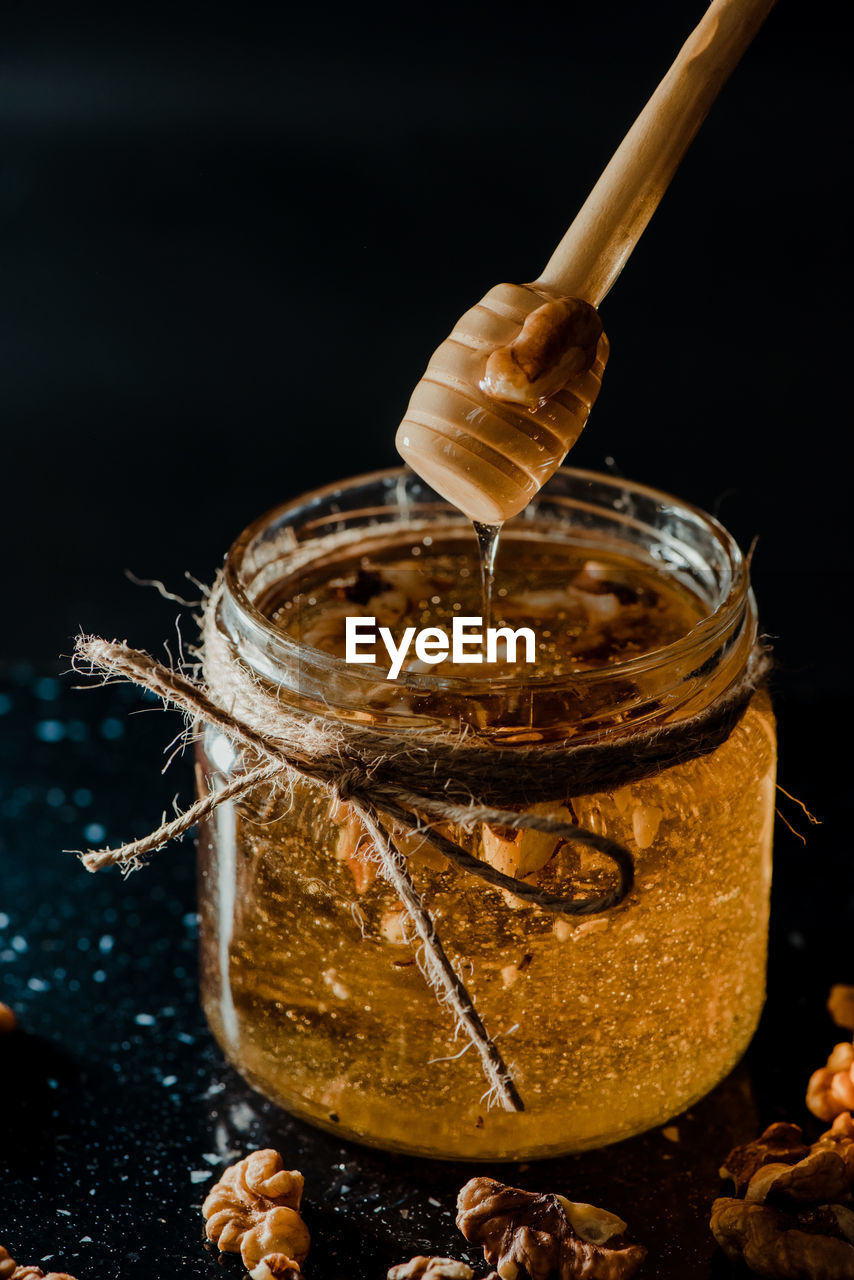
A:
1 3 852 1275
1 0 849 676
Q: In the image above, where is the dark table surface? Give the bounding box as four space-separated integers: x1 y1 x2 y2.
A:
1 659 851 1278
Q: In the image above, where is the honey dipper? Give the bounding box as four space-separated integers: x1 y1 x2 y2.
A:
396 0 777 524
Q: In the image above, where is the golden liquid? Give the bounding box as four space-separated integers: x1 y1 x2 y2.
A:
265 535 703 684
197 537 775 1160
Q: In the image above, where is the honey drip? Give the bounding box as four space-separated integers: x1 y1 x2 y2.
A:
472 520 502 632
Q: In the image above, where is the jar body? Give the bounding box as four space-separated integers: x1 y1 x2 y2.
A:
196 468 776 1160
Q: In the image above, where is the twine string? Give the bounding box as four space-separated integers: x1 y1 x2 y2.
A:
354 799 525 1113
73 637 631 914
71 614 770 1112
72 637 635 1111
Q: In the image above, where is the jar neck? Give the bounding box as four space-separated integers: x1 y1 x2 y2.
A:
215 467 756 745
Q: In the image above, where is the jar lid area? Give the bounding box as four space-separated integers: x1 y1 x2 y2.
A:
218 467 754 740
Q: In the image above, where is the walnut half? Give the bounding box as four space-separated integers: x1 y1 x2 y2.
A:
815 1111 854 1182
202 1150 310 1280
711 1198 854 1277
456 1177 646 1280
714 1113 854 1275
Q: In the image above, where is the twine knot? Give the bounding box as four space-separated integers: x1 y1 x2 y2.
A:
334 766 365 806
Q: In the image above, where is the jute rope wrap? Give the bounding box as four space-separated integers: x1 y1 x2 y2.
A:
72 580 771 1112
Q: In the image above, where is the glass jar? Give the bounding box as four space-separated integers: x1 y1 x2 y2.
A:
196 467 775 1161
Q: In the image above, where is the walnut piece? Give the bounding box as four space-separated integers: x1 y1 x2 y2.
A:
387 1259 474 1279
241 1213 311 1280
480 296 604 406
456 1177 646 1279
744 1149 849 1206
714 1112 854 1275
724 1115 854 1207
815 1112 854 1182
720 1123 811 1196
807 1040 854 1122
829 986 854 1032
711 1198 854 1277
202 1150 310 1279
0 1250 78 1280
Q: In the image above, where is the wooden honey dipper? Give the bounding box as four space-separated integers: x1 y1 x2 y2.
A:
396 0 777 524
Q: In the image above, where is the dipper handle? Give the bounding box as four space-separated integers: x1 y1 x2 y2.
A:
539 0 778 305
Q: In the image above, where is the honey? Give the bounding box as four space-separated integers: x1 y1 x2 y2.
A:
265 538 701 683
196 467 775 1160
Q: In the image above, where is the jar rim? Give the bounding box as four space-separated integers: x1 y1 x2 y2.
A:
219 466 753 707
